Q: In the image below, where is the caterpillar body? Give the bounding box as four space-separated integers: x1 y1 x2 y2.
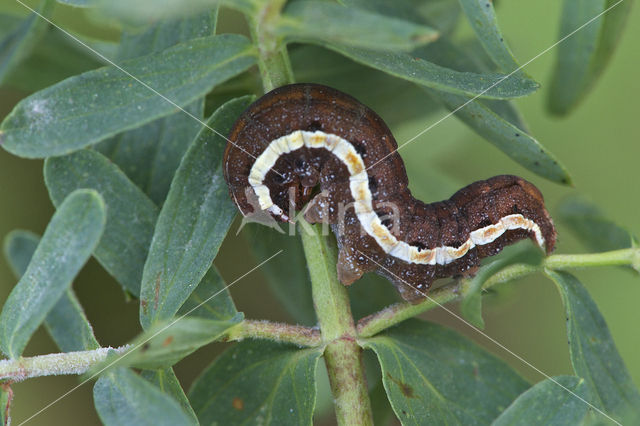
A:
223 84 556 302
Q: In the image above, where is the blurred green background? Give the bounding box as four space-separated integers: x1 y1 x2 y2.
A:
0 0 639 424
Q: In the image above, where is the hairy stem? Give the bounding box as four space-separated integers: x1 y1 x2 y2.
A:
226 319 321 347
300 221 373 425
0 346 128 382
358 247 640 337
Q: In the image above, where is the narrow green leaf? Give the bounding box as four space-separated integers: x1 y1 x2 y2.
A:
290 45 442 127
320 44 538 100
0 34 256 158
412 38 570 185
117 10 218 61
0 0 54 84
189 340 322 426
141 368 199 424
44 149 158 296
91 0 255 25
548 0 632 116
458 0 524 73
242 223 316 326
177 265 238 321
3 230 100 352
139 96 252 329
340 0 461 36
545 270 640 423
557 196 635 253
0 190 106 358
94 315 242 372
3 26 103 92
362 319 529 425
492 376 590 426
96 11 217 204
461 244 543 329
429 89 572 184
56 0 91 6
94 368 196 426
279 1 438 52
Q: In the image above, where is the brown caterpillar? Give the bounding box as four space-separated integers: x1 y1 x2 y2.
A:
223 84 556 302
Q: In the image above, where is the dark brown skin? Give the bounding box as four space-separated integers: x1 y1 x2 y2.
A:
224 84 556 302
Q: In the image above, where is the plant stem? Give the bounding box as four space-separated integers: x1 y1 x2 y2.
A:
0 346 128 382
300 221 373 425
226 319 321 347
358 247 640 337
248 0 373 420
248 0 294 92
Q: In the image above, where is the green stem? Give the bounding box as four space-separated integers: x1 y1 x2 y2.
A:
300 221 373 425
248 0 294 92
247 0 373 420
0 346 128 382
358 247 640 337
226 319 321 347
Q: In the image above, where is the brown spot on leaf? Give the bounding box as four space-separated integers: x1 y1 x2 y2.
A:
154 273 161 311
232 397 244 410
141 343 151 352
162 336 174 347
387 372 415 398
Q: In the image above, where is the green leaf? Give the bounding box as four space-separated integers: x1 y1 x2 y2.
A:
0 0 54 84
492 376 590 426
139 96 252 329
117 10 218 61
429 90 571 184
96 101 204 205
140 368 198 424
56 0 91 6
0 190 106 358
3 230 100 352
91 0 255 26
548 0 633 116
95 315 242 371
557 196 635 253
340 0 461 36
96 11 217 204
362 319 529 425
412 38 570 185
290 45 442 127
189 340 322 426
458 0 524 73
94 368 196 426
279 1 438 51
545 270 640 423
177 265 238 321
461 244 543 329
0 34 256 158
44 149 158 296
242 223 316 326
3 26 103 92
318 44 538 100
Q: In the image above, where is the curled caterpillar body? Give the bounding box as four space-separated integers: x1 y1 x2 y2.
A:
223 84 556 302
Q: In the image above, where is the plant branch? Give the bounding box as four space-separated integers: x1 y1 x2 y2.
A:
226 319 322 347
247 0 294 92
0 346 129 382
300 220 373 425
249 3 372 420
358 247 640 337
